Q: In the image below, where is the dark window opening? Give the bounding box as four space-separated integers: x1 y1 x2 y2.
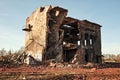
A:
90 35 96 45
40 7 45 12
63 49 77 62
85 53 89 62
96 56 101 63
85 49 89 62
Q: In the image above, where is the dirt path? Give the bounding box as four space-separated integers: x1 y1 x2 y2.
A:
0 66 120 80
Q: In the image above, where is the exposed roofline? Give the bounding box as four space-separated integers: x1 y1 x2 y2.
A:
63 17 102 27
82 20 102 27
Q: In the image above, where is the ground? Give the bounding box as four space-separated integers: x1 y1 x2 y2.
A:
0 64 120 80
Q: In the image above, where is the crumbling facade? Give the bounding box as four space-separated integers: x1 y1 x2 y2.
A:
23 5 102 64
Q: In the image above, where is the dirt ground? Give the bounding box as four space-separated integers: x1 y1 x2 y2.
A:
0 52 119 80
0 64 120 80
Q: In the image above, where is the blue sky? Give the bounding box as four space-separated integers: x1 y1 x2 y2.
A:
0 0 120 54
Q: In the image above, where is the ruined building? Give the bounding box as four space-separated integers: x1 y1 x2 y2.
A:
22 5 102 64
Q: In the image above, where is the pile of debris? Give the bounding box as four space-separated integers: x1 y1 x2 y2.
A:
0 53 27 67
0 53 94 68
0 53 119 69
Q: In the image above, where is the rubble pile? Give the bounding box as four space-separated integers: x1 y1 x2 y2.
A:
0 53 120 69
0 53 27 67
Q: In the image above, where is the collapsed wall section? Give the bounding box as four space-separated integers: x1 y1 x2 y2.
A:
61 17 102 63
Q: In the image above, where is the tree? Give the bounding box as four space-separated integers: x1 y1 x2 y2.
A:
0 48 6 56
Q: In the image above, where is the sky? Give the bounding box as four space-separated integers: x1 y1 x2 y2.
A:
0 0 120 54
